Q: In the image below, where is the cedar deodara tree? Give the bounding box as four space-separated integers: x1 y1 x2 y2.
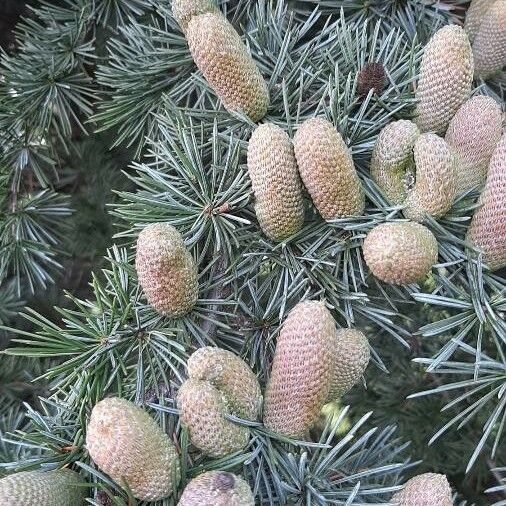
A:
0 1 505 505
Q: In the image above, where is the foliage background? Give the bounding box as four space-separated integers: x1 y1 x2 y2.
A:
0 0 504 504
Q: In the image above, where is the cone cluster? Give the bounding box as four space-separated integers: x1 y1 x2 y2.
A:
0 470 87 506
177 347 262 456
465 0 506 78
86 397 180 501
371 25 502 237
363 222 438 285
135 222 198 317
263 301 369 437
392 473 452 506
247 118 365 240
178 471 254 506
174 0 269 121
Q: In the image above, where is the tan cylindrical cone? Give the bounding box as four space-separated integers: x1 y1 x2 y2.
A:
467 133 506 270
414 25 473 134
247 123 305 241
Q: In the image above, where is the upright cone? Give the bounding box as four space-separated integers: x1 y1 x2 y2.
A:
327 329 370 400
135 223 198 317
0 470 87 506
464 0 496 43
414 25 473 134
363 222 438 285
263 301 338 438
392 473 452 506
445 95 502 193
86 397 180 501
371 120 420 205
184 11 269 121
172 0 218 33
178 471 254 506
178 347 261 457
371 124 457 222
467 133 506 270
187 347 262 419
403 133 457 222
293 117 364 220
247 123 305 241
472 1 506 78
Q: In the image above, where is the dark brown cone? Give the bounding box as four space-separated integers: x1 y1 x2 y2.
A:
356 62 386 97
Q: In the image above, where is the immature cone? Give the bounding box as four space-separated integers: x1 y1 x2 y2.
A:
327 329 370 400
372 124 457 221
178 347 261 457
135 223 198 317
172 0 218 33
464 0 496 43
263 300 338 438
392 473 452 506
247 123 305 241
371 120 420 205
467 133 506 270
445 95 502 193
472 1 506 78
414 25 473 134
0 470 87 506
403 133 457 222
185 12 269 121
293 117 365 220
178 471 254 506
178 380 250 457
363 222 438 285
356 62 387 97
86 397 180 501
187 347 262 419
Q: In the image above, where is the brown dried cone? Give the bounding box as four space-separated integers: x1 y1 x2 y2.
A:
414 25 473 134
86 398 180 501
472 0 506 78
178 471 254 506
356 62 387 97
185 12 269 121
392 473 452 506
327 329 370 400
263 300 338 438
178 347 261 457
467 132 506 271
370 120 420 205
172 0 219 34
187 347 262 419
464 0 497 43
363 222 438 285
0 470 87 506
247 123 305 241
403 133 457 222
445 95 502 193
293 117 365 219
177 379 250 457
135 223 198 317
